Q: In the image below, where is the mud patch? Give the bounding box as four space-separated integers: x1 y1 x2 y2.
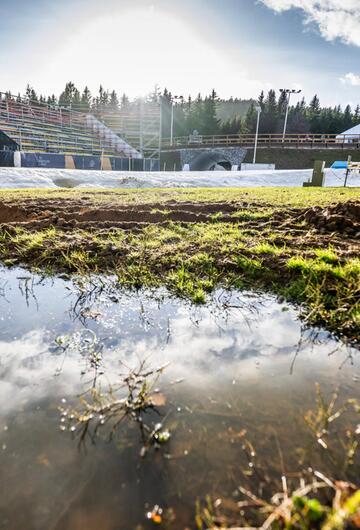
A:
303 201 360 238
0 204 32 224
0 198 270 231
1 197 359 240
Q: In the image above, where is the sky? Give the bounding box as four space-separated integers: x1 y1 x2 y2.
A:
0 0 359 107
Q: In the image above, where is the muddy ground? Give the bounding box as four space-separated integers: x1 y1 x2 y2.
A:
0 190 359 341
0 195 359 239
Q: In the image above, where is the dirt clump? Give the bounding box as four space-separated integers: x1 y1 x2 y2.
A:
303 201 360 238
0 204 31 224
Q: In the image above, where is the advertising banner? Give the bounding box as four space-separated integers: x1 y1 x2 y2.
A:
21 153 66 168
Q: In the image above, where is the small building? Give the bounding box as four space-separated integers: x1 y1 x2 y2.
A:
336 124 360 144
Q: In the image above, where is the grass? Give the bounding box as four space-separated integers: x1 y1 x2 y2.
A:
196 477 360 530
0 187 359 341
195 383 360 530
0 185 357 207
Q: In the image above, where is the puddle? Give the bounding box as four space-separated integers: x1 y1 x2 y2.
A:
0 267 359 529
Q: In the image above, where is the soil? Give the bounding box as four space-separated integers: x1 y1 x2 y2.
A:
301 201 360 237
0 197 359 241
0 193 358 342
0 198 267 230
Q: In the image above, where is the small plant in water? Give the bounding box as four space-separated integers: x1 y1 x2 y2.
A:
304 383 360 470
195 385 360 529
196 472 360 530
58 359 171 455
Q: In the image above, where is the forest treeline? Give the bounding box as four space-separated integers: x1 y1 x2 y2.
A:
5 82 360 137
162 89 360 137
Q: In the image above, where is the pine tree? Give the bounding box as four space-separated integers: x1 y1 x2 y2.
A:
148 85 161 104
309 95 320 113
277 90 288 115
287 102 309 134
109 90 119 110
261 90 278 133
201 90 220 135
160 89 172 138
243 103 257 133
162 88 171 104
80 86 92 111
186 93 204 134
343 104 353 131
98 85 109 109
72 89 81 111
121 93 129 108
47 95 57 106
25 84 38 102
59 82 80 108
258 91 265 109
308 95 321 133
354 105 360 124
173 96 187 137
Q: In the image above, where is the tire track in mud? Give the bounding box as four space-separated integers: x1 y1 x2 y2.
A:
0 199 272 231
0 198 359 241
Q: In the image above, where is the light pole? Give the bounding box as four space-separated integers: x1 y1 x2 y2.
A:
170 95 182 146
280 88 301 141
253 105 262 164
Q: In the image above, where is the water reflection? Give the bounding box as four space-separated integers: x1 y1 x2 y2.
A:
0 266 359 530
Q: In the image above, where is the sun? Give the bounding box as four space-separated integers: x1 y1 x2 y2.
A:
38 6 231 97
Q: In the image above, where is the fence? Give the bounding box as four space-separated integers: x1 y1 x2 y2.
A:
162 133 360 150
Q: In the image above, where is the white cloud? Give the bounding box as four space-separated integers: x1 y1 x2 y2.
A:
261 0 360 47
340 72 360 86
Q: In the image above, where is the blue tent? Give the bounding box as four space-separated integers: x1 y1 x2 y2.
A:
331 161 348 169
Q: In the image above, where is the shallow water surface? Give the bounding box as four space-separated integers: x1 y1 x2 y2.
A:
0 267 359 529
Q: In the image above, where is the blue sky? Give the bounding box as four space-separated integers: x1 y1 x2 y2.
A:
0 0 359 107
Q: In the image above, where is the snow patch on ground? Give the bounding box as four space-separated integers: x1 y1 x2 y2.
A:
0 167 357 189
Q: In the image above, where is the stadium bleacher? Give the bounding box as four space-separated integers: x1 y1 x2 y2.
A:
0 93 126 157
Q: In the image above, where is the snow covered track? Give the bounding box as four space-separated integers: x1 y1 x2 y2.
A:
0 167 358 189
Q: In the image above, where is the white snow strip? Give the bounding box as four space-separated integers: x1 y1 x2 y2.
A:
0 167 358 189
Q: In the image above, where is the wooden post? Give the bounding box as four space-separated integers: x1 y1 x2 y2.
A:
303 160 325 187
344 155 352 187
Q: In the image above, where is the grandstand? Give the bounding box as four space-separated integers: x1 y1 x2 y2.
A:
97 101 161 160
0 92 161 170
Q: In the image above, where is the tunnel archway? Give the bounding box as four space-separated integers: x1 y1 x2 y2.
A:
189 151 233 171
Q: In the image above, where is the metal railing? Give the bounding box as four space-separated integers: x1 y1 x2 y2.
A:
161 133 360 149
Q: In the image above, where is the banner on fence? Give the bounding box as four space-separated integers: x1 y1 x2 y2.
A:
0 151 14 167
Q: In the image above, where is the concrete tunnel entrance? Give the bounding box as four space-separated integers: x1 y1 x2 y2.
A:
161 147 247 171
189 151 233 171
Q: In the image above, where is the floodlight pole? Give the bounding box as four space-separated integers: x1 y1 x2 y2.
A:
253 106 262 164
280 88 302 142
159 95 163 157
139 97 144 157
170 95 181 146
170 103 175 146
